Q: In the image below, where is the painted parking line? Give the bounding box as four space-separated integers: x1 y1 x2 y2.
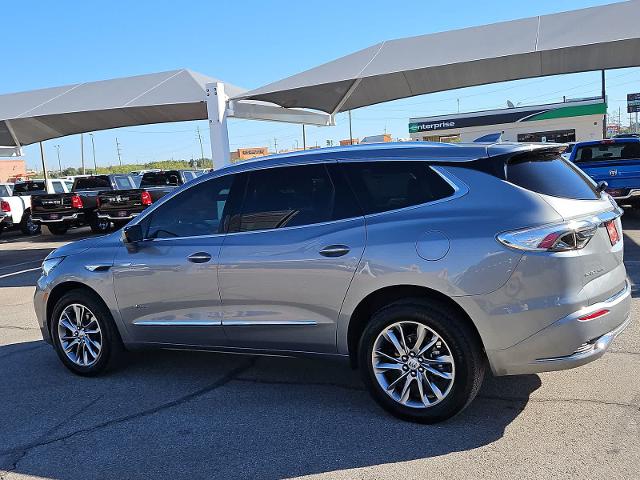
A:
0 260 43 271
0 267 41 279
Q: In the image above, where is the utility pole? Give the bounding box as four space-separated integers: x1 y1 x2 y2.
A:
273 138 278 153
115 137 123 166
89 134 97 172
349 110 353 145
196 126 205 166
601 70 607 139
457 98 460 113
302 125 306 150
80 133 86 175
54 145 62 174
39 142 49 186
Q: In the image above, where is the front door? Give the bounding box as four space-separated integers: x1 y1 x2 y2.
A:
218 163 365 353
113 174 235 347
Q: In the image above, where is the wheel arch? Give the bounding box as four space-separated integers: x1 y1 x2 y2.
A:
346 284 484 368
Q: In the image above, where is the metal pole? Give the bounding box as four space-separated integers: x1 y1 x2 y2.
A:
302 125 306 150
196 126 205 165
601 70 607 139
349 110 353 144
115 137 122 166
39 142 49 186
80 133 86 175
55 145 62 174
636 111 638 134
205 82 231 169
90 134 97 172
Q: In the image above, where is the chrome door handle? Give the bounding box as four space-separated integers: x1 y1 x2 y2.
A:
187 252 212 263
319 245 350 257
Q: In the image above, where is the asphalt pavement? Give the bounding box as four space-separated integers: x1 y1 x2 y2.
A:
0 222 638 480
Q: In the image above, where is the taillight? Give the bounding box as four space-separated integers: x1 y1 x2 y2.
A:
605 220 620 245
71 195 83 209
96 196 101 207
141 190 152 206
578 309 610 322
497 218 599 252
1 200 10 212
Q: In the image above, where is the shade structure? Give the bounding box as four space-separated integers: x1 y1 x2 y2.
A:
235 1 640 114
0 69 246 148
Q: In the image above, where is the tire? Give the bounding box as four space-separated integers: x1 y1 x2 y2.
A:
90 216 110 234
47 224 68 235
20 212 41 235
50 289 124 376
358 299 485 424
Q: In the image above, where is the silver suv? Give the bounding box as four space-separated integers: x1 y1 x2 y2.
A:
34 142 631 423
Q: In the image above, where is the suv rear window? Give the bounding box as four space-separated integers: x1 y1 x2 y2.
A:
574 141 640 163
140 171 181 187
507 155 599 200
74 176 111 190
341 161 455 214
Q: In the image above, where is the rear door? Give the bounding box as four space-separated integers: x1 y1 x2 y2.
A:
217 163 365 353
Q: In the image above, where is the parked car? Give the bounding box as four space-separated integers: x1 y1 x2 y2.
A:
95 170 197 229
34 142 630 423
1 179 73 236
31 175 137 235
569 138 640 206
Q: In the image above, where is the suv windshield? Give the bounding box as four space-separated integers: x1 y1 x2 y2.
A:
140 171 181 187
73 176 112 190
13 181 46 195
574 141 640 163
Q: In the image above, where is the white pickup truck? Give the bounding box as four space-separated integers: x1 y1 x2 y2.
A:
0 179 72 236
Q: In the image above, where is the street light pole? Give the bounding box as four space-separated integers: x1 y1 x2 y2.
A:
80 133 86 174
302 125 306 150
39 142 49 186
89 134 97 172
54 145 62 174
349 110 353 144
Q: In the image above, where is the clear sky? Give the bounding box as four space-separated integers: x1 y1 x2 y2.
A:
4 0 639 170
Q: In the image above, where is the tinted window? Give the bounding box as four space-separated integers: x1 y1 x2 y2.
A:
231 164 350 232
114 176 134 189
507 156 598 200
574 141 640 163
52 181 65 194
342 161 455 214
140 171 181 187
74 176 111 190
0 185 11 196
144 175 234 239
13 182 46 195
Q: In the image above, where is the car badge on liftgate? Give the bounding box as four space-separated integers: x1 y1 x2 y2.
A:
609 169 618 176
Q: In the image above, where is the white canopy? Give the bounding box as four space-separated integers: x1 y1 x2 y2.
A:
235 1 640 114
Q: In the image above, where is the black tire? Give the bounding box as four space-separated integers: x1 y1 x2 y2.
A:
90 216 110 234
50 289 124 376
20 211 41 235
359 299 485 424
47 224 68 235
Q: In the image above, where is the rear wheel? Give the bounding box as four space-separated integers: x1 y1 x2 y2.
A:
50 290 124 376
90 216 110 233
359 300 485 423
47 224 69 235
20 211 41 235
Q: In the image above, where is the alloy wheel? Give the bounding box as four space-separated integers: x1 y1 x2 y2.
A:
57 304 103 367
371 321 455 408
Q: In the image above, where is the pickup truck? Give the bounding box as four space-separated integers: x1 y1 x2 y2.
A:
95 170 200 228
31 174 137 235
0 179 73 236
569 138 640 207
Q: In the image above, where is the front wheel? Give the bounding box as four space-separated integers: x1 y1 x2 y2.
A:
20 212 41 235
50 290 124 376
359 300 485 423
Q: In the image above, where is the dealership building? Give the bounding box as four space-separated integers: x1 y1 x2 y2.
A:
409 98 605 144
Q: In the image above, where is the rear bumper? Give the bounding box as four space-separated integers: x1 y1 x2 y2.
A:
32 212 82 223
0 212 13 226
487 280 632 375
96 211 140 221
609 188 640 200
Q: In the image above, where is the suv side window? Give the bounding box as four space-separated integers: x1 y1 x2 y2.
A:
341 161 454 214
144 175 234 239
230 164 356 233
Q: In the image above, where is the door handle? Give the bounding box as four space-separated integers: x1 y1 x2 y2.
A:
187 252 212 263
319 245 350 257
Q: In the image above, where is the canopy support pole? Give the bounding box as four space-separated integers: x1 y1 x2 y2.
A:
206 82 231 170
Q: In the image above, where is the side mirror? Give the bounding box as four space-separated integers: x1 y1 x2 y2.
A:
123 224 144 244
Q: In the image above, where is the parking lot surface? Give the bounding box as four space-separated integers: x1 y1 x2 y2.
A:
1 221 639 480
